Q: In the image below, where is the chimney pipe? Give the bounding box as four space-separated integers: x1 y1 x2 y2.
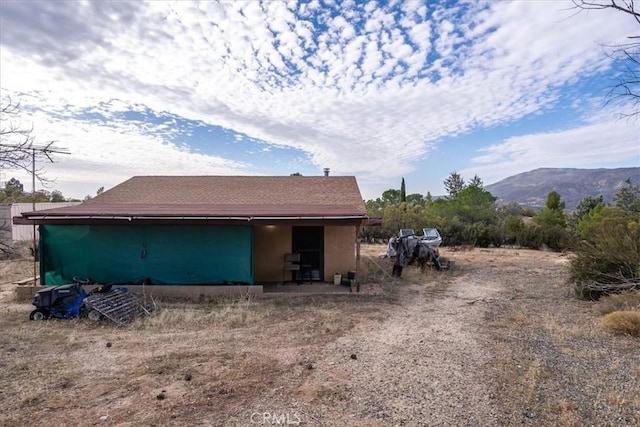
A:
323 168 330 177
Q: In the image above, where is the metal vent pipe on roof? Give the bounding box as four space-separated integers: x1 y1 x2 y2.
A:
323 168 330 176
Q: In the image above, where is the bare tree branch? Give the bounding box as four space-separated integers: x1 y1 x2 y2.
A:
574 0 640 22
573 1 640 118
0 98 59 184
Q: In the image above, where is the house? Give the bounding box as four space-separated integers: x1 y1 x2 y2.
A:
14 176 368 295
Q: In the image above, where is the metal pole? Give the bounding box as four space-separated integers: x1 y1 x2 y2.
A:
355 224 361 292
32 148 36 286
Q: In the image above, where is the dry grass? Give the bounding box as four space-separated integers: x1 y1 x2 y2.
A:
596 290 640 315
556 399 579 427
0 259 37 284
1 248 639 426
0 285 390 426
602 311 640 336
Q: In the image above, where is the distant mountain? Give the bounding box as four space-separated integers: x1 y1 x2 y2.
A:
485 167 640 211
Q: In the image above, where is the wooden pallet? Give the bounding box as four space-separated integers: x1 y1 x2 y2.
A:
84 289 153 325
13 276 40 285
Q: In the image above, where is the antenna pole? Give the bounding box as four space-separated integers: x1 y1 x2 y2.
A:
32 148 36 285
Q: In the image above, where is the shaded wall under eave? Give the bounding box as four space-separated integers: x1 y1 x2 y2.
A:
253 224 359 283
324 225 357 280
253 225 292 282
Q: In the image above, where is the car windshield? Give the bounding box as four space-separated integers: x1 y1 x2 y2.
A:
422 228 439 239
399 229 415 237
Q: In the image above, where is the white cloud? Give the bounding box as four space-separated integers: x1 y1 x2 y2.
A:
0 0 638 195
2 108 252 198
461 113 640 185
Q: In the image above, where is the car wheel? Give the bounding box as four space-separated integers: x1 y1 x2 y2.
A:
30 309 48 321
87 310 102 321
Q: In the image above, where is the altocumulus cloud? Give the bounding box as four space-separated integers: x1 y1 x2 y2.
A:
0 0 636 196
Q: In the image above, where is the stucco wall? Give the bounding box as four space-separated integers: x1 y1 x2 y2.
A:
254 225 357 283
323 225 357 280
253 225 292 282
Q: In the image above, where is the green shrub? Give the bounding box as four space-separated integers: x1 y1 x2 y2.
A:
513 223 573 251
516 223 543 249
503 215 524 246
570 208 640 298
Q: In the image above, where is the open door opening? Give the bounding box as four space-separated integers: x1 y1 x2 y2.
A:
292 226 324 282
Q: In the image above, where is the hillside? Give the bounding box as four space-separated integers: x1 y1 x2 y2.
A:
485 167 640 210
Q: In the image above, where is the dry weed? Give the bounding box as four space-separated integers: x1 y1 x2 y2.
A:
601 311 640 336
135 298 268 331
524 357 544 400
597 291 640 315
557 399 579 427
510 312 527 324
360 255 394 283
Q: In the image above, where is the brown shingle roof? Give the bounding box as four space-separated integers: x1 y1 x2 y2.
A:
22 176 367 219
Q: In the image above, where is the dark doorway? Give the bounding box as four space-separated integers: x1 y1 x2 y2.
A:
292 226 324 281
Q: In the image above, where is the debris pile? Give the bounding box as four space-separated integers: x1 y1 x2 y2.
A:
84 288 155 325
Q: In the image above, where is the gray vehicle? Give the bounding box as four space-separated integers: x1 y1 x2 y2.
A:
421 228 443 252
386 227 443 259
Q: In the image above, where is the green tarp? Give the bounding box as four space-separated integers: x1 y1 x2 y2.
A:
40 225 253 285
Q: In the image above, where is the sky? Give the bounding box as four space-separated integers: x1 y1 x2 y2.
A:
0 0 639 200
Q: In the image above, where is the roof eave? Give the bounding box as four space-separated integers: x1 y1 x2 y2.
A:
14 214 368 225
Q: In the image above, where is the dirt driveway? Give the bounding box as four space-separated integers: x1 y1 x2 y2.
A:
0 247 638 426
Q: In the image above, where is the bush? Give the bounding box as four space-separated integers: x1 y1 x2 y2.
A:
538 224 575 251
438 217 465 246
597 291 640 315
516 223 543 249
463 223 503 247
435 219 503 247
569 208 640 298
602 311 640 336
514 223 574 251
503 215 524 246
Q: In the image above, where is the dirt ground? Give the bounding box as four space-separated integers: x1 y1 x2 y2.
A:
0 246 638 426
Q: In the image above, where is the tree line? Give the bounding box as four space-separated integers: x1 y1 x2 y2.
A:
362 172 640 251
0 177 103 203
363 172 640 297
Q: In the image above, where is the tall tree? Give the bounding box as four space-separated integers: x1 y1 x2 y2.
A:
469 174 483 188
381 188 401 205
425 191 433 203
50 190 65 202
444 171 465 199
1 178 24 202
614 178 640 212
535 191 567 228
545 190 566 211
452 185 497 224
406 193 425 205
400 178 406 203
574 194 605 222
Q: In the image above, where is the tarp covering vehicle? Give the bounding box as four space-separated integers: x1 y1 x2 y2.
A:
385 228 444 276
